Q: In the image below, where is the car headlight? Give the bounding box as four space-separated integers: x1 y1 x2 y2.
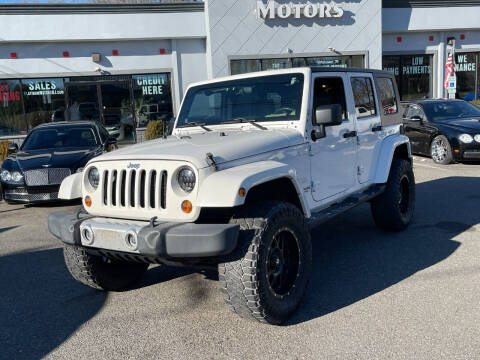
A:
459 134 474 144
87 167 100 189
1 169 11 182
11 171 23 182
475 135 480 143
177 166 196 193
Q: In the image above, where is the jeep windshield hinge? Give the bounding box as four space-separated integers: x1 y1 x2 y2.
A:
206 152 218 171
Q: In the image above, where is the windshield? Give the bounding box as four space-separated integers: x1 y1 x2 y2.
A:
422 101 480 122
177 74 304 127
22 126 98 151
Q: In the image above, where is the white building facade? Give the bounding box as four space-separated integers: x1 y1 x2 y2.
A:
0 0 479 143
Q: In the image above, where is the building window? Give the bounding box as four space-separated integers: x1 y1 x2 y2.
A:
383 54 433 101
0 73 174 141
0 80 26 137
22 78 67 129
230 55 365 75
456 53 477 101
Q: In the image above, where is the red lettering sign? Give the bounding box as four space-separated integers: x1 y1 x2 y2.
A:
0 83 20 103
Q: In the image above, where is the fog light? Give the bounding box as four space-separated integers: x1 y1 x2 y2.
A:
125 231 138 250
82 227 94 245
85 195 92 208
181 200 193 214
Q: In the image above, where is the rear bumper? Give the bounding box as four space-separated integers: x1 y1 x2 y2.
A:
48 211 239 259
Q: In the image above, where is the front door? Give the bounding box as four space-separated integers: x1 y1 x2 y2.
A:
100 82 136 143
66 81 136 143
66 83 100 123
310 74 357 202
348 73 383 184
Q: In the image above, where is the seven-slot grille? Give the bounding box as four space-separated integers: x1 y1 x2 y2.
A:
101 169 168 210
24 168 71 186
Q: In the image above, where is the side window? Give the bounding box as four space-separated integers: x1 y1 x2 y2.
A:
376 78 398 115
312 77 347 123
351 77 377 119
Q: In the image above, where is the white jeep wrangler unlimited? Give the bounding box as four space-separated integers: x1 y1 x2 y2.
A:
49 67 415 325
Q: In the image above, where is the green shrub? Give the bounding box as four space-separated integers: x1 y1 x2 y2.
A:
145 120 165 141
0 141 10 164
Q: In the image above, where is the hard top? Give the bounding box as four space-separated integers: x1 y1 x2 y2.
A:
310 67 392 76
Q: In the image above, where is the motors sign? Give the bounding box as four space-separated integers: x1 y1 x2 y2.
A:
256 1 344 20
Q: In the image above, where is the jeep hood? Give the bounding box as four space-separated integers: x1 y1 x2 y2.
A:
91 129 305 169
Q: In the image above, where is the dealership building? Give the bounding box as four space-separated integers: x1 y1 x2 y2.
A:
1 0 480 143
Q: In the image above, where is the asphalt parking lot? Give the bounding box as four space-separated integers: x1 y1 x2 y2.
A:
1 157 480 360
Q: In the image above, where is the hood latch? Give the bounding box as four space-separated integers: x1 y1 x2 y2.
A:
206 152 218 171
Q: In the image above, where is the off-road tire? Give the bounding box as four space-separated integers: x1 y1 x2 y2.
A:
371 159 415 231
63 245 148 291
219 201 312 325
430 135 453 165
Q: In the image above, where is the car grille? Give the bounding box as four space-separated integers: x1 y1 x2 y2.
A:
101 169 167 210
24 168 71 186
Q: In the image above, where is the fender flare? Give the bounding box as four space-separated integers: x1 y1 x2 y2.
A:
373 134 412 184
58 172 83 200
197 160 310 217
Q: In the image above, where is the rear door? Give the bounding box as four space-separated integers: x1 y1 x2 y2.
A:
348 73 383 184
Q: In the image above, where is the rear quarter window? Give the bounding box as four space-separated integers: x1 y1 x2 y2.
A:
376 78 398 116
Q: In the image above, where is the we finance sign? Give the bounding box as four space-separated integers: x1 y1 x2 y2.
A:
256 1 344 20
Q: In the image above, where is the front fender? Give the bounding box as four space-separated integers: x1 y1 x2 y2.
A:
59 173 83 200
374 134 412 184
197 160 309 216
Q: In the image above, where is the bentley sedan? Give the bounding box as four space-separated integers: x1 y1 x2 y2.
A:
402 99 480 164
0 121 116 204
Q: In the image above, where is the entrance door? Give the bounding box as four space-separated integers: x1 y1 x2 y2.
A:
66 83 100 123
100 82 135 143
310 74 357 202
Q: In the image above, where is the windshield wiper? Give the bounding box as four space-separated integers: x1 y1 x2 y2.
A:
223 118 267 130
177 122 212 132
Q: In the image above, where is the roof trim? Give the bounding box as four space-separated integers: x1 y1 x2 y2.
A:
0 3 204 15
383 0 480 8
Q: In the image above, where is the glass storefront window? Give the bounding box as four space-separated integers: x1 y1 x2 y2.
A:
0 80 26 136
261 58 292 71
231 59 261 75
22 78 67 128
230 55 365 75
383 55 432 101
455 53 477 101
132 74 174 129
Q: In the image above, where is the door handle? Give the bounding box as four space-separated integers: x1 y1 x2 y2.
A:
343 131 357 139
372 125 383 132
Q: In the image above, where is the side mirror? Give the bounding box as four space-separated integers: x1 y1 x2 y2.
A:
311 104 343 141
314 104 343 126
409 115 423 123
7 143 18 154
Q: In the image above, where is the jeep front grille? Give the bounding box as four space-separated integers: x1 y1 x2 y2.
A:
101 169 167 210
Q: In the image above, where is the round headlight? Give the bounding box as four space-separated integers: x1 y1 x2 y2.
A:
1 169 11 182
459 134 474 144
11 171 23 183
88 167 100 189
475 135 480 143
177 166 196 193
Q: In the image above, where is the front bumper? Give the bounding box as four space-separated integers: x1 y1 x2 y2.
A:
451 140 480 162
1 183 60 203
48 211 239 259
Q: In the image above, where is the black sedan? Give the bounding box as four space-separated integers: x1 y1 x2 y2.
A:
0 121 116 204
402 99 480 164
